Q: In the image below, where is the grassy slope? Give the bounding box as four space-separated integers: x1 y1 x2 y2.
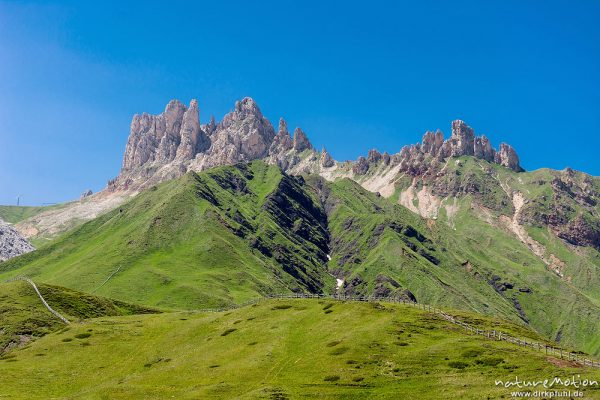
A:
0 162 333 309
2 298 598 400
0 205 64 224
0 281 157 352
1 161 598 356
423 158 600 355
321 177 520 319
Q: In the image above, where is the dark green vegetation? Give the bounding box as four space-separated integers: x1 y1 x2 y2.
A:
0 281 157 352
2 299 599 399
1 160 599 358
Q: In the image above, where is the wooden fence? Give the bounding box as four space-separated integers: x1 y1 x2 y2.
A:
4 277 598 368
198 292 600 369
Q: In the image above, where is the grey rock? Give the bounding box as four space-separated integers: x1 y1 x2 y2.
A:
292 127 313 152
320 147 335 168
353 156 369 175
495 143 522 172
80 189 93 200
449 120 475 157
0 219 35 262
367 149 382 163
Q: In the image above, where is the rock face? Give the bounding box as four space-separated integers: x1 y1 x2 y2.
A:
292 128 312 152
320 147 335 168
351 119 523 177
0 219 35 262
112 99 522 193
495 143 523 172
111 97 319 190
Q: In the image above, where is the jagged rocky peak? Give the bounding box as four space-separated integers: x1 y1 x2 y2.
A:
353 119 523 175
121 98 207 173
353 156 369 175
449 119 475 157
367 149 382 163
205 97 275 166
176 99 210 160
320 146 335 168
269 118 293 154
495 143 522 172
293 127 313 152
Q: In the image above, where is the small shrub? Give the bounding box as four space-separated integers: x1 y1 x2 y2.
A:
475 357 504 367
75 333 92 339
80 342 91 347
329 346 349 355
326 340 341 347
248 341 258 346
394 341 409 347
322 303 334 310
323 375 340 382
352 376 364 382
461 349 483 358
448 361 469 369
346 360 358 364
62 338 73 342
209 364 220 368
221 328 237 336
233 320 242 324
272 304 292 310
324 309 333 314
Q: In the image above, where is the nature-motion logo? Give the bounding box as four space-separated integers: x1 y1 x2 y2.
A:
495 376 599 398
494 375 599 389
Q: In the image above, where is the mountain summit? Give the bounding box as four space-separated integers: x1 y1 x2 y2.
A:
109 97 522 191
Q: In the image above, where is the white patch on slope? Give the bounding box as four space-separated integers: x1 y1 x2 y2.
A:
398 184 443 219
15 191 132 240
498 187 566 278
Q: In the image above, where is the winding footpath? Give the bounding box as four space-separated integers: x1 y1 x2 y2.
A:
5 276 70 324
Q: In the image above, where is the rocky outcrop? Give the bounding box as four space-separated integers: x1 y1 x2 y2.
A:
351 119 522 176
80 189 93 200
269 118 293 155
0 219 35 262
495 143 523 172
320 147 335 168
448 120 475 157
352 156 369 175
292 128 312 152
113 98 523 192
367 149 382 163
175 99 210 161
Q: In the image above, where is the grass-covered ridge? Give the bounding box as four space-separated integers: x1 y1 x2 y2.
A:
1 160 599 356
0 204 63 224
0 161 334 309
1 298 598 399
0 280 157 352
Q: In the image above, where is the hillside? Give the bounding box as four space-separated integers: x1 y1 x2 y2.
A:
0 280 157 353
1 298 598 399
0 162 335 309
0 205 57 225
2 161 600 358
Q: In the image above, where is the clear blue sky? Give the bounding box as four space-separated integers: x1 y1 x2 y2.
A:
1 1 599 205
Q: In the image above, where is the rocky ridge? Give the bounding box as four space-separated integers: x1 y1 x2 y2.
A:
0 219 35 262
110 97 523 193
